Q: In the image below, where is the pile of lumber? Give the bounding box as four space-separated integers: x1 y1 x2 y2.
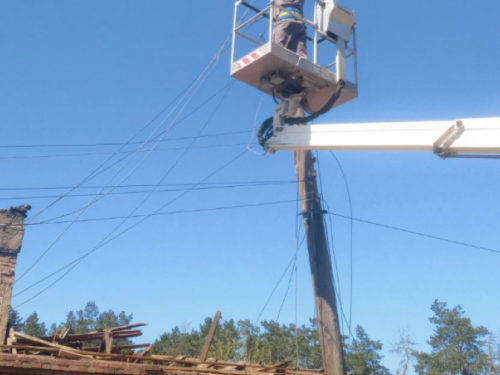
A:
0 313 324 375
1 323 151 359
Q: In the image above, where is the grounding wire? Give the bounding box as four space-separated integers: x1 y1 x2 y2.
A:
15 38 226 284
329 151 354 341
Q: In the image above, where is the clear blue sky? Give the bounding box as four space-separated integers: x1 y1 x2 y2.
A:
1 1 499 373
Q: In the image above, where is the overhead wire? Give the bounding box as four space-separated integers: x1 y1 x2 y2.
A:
13 0 271 306
0 180 296 192
0 142 247 161
247 93 267 156
1 181 296 202
315 152 347 338
15 29 231 284
25 76 200 224
327 212 500 256
21 0 259 227
13 148 251 307
329 151 354 341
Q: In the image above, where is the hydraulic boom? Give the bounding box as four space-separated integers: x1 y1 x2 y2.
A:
263 117 500 158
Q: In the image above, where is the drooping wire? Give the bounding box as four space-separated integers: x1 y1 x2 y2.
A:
247 93 267 156
15 51 222 284
13 0 264 299
315 152 346 337
25 77 198 224
17 76 232 298
13 149 251 307
329 151 354 341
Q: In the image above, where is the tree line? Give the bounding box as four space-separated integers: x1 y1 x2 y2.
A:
8 300 500 375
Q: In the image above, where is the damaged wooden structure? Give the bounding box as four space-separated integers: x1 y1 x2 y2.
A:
0 213 323 375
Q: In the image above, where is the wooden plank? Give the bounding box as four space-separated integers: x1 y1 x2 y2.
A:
83 343 151 352
99 323 147 332
199 311 222 362
255 361 290 372
13 331 92 358
41 330 142 342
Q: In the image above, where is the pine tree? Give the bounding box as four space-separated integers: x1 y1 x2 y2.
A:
345 326 391 375
23 312 46 337
7 309 24 332
414 300 489 375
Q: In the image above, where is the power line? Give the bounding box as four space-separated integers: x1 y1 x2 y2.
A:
328 212 500 255
22 199 300 227
0 180 296 192
0 181 296 201
16 32 229 283
0 86 242 150
0 142 247 160
12 0 264 305
13 149 251 307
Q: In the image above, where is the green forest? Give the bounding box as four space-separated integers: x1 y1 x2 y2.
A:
8 300 500 375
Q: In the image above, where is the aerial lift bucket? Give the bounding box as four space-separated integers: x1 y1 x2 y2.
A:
230 0 358 114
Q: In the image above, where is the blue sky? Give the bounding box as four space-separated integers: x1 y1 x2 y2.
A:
1 1 499 373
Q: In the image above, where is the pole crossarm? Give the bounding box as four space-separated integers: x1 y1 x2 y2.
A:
266 117 500 157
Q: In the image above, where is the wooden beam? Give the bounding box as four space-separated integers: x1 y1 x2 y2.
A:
13 331 92 358
199 311 221 362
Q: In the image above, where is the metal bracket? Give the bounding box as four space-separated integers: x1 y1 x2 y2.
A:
433 120 465 158
273 94 305 133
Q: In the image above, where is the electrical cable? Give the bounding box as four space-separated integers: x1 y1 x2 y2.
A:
316 154 347 340
13 0 262 300
26 0 258 226
326 212 500 256
0 180 296 192
252 231 308 327
247 94 267 156
0 142 247 161
0 130 252 150
25 76 201 224
15 34 228 284
1 181 296 202
13 148 251 307
329 151 354 341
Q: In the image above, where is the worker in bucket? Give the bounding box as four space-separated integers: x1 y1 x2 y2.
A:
272 0 307 58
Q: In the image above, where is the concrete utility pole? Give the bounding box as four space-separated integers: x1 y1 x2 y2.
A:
294 144 346 375
0 205 31 344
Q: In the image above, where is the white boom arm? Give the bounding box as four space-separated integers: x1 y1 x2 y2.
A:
265 117 500 158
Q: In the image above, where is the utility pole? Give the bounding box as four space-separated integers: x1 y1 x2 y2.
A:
0 205 30 344
293 116 346 375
